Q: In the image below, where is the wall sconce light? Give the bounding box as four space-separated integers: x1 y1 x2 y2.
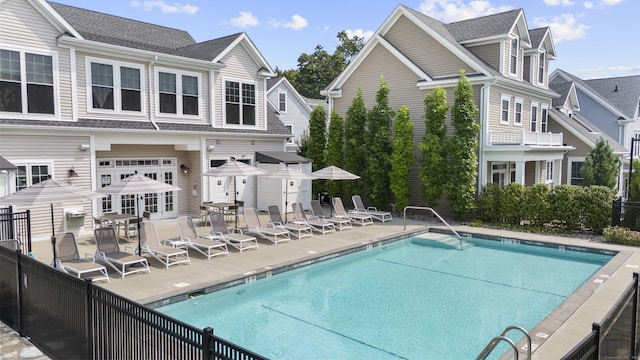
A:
67 167 78 178
180 164 190 175
207 145 215 152
79 144 90 151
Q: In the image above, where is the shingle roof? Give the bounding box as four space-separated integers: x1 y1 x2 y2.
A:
528 27 547 49
266 77 283 90
444 9 522 42
550 108 627 154
549 81 572 108
585 76 640 119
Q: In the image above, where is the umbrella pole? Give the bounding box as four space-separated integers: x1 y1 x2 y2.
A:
233 176 238 228
50 203 57 268
136 195 142 255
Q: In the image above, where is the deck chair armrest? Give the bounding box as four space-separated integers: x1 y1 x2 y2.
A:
367 206 378 211
231 228 244 234
267 222 278 228
123 245 135 254
84 253 97 261
312 215 326 220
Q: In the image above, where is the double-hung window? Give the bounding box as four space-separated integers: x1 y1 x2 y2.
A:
0 48 55 115
88 58 143 113
500 95 510 124
545 161 553 183
16 164 50 191
225 80 256 126
570 161 584 185
538 52 546 85
514 98 523 126
530 103 538 132
156 68 200 116
509 37 518 75
541 106 548 133
278 92 287 112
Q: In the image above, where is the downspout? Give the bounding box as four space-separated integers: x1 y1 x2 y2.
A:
148 55 159 130
478 77 498 194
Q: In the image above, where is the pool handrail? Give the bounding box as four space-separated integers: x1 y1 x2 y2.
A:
476 325 532 360
402 206 463 249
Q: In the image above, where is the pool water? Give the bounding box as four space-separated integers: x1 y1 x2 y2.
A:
156 234 613 359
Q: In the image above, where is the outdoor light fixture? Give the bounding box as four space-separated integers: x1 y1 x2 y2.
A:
67 167 78 177
180 164 190 175
207 145 215 151
79 144 90 151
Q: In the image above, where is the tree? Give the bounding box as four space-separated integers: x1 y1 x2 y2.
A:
580 138 621 189
296 130 309 157
306 105 327 195
390 106 414 211
419 86 449 206
444 71 480 220
343 88 368 196
629 159 640 202
335 31 365 63
326 110 345 198
366 76 394 210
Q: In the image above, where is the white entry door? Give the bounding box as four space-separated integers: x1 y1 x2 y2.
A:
235 159 253 208
208 159 230 203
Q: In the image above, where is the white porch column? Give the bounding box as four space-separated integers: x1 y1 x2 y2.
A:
553 159 562 186
514 161 525 185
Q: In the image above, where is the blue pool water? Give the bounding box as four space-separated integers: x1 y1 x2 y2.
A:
156 234 613 359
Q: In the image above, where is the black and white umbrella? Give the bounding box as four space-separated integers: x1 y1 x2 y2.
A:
264 166 317 222
203 159 267 227
99 172 180 254
0 176 106 266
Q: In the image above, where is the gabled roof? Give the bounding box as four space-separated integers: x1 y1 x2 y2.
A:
445 8 530 47
266 76 312 113
585 76 640 120
0 156 17 171
549 81 579 110
549 108 626 154
528 27 556 59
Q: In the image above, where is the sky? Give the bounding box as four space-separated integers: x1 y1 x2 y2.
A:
49 0 638 80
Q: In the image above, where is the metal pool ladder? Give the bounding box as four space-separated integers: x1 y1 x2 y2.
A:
402 206 465 250
476 325 531 360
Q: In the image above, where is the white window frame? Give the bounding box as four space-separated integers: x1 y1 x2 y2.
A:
285 124 295 144
278 91 287 113
223 77 257 128
15 162 52 191
530 102 539 132
509 37 519 76
538 51 546 85
500 95 510 124
0 44 58 118
541 105 549 133
514 98 523 126
545 160 553 183
567 157 586 186
154 66 201 118
85 57 145 115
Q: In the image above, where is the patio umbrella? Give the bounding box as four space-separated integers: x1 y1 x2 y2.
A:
202 159 267 227
98 172 180 255
311 165 360 202
264 166 317 222
0 176 106 267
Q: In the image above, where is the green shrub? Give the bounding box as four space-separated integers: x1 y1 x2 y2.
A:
523 184 551 227
603 226 640 246
476 183 501 223
580 186 615 234
549 185 581 231
500 183 524 226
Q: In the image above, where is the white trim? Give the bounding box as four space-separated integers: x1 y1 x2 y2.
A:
278 91 287 113
508 36 519 77
530 102 539 132
566 156 586 185
500 94 511 125
221 76 258 129
85 56 147 116
537 50 546 86
545 160 553 183
153 66 202 119
514 97 523 126
541 104 549 133
69 46 77 121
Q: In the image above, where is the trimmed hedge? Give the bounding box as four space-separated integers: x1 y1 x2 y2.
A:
476 184 615 234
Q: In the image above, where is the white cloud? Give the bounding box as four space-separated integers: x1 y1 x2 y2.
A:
602 0 623 5
583 0 624 8
345 29 375 43
418 0 513 22
583 2 595 8
544 0 575 6
575 64 640 79
229 11 259 27
130 0 198 14
533 14 589 43
282 14 308 31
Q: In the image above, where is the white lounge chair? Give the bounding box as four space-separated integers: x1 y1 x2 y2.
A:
243 207 291 245
332 197 373 226
267 205 313 239
352 194 393 223
176 216 229 260
311 200 352 231
292 202 336 235
139 221 190 269
94 227 150 279
208 212 259 253
54 232 110 282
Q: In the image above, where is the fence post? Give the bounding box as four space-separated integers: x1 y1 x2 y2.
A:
592 322 601 358
85 279 94 360
202 327 214 360
611 199 621 227
632 273 639 358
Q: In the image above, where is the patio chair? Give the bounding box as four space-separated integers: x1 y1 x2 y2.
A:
292 202 336 235
310 200 352 231
332 197 373 227
176 216 229 260
208 212 259 253
139 221 190 269
53 232 110 282
243 207 291 245
267 205 313 239
94 227 150 279
352 194 393 223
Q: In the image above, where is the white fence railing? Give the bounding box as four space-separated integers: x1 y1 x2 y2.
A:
489 129 563 146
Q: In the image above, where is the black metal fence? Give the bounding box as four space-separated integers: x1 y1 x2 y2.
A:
0 206 31 254
0 246 267 360
561 272 639 360
611 199 640 232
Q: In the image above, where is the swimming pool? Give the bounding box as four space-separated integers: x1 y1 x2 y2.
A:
156 233 614 359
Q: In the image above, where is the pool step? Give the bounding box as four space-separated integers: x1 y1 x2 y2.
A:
418 233 474 250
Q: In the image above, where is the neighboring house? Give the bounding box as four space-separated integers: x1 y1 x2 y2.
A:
0 0 295 240
266 76 312 152
550 70 640 195
323 5 571 211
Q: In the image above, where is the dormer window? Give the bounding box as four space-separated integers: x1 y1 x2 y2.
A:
538 52 545 84
509 38 518 75
1 49 55 115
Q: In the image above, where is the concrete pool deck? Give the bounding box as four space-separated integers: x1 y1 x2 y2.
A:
15 212 640 359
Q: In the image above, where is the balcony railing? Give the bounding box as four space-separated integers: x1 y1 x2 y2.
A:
488 129 563 146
